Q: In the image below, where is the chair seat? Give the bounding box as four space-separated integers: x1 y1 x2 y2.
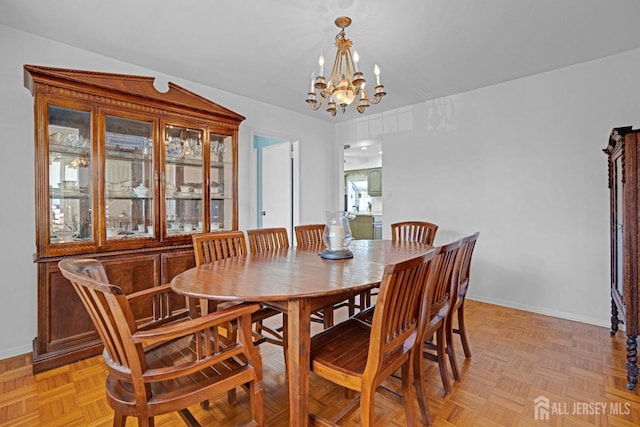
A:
105 336 255 417
311 319 409 384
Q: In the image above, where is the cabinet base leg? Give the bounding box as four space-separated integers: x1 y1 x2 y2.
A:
626 335 638 391
611 299 620 336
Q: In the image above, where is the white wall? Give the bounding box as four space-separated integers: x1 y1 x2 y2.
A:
0 25 335 359
337 48 640 327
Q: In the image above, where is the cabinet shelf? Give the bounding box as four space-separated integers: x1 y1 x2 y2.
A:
50 191 89 199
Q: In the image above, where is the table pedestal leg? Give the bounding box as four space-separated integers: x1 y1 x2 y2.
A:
287 298 311 426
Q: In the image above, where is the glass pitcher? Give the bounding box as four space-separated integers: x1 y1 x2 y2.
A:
321 211 354 259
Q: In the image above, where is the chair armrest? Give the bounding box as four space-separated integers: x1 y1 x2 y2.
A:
126 283 174 302
132 302 260 347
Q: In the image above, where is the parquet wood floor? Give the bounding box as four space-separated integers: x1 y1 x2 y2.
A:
2 300 640 426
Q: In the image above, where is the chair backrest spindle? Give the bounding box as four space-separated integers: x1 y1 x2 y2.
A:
391 221 438 245
246 227 289 253
294 224 325 246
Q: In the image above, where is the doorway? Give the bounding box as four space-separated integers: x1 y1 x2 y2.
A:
253 134 299 242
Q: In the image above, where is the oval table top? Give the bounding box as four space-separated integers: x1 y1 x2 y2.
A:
170 239 434 302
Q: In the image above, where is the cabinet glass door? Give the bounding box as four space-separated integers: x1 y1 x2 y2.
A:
104 115 154 240
614 154 624 297
164 125 204 235
48 105 92 244
210 133 232 231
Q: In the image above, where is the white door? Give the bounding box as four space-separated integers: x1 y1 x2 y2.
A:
255 135 298 241
261 142 291 228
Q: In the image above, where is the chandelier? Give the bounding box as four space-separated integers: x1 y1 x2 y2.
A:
306 16 386 116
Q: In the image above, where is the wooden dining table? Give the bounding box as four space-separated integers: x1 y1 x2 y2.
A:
170 239 434 426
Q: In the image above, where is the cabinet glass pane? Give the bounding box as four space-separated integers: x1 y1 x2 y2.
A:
105 115 154 240
48 105 92 244
210 133 232 231
165 126 204 235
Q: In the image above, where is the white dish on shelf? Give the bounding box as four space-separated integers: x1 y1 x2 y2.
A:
107 191 132 197
174 191 195 198
51 188 83 196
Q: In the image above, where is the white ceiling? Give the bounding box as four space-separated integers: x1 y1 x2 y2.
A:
2 0 640 125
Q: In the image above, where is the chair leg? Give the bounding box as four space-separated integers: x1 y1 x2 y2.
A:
445 315 461 382
348 296 356 316
413 349 432 426
112 412 127 427
359 386 376 427
136 417 154 427
457 303 472 358
248 378 265 426
323 307 334 328
401 358 417 427
282 313 288 369
227 388 237 405
435 326 451 393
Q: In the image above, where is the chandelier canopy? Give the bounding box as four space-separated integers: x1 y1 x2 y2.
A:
306 16 386 116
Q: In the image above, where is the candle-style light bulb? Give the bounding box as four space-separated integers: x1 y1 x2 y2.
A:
374 64 381 86
353 51 359 72
319 54 325 77
310 72 315 92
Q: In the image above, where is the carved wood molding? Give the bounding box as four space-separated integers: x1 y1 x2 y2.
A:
39 84 237 130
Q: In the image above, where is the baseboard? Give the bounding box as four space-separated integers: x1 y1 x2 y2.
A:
466 294 611 329
0 343 32 361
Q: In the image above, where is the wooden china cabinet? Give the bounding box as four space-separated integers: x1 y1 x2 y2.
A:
24 65 244 372
604 126 639 391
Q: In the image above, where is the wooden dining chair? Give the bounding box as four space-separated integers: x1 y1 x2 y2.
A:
294 223 366 328
246 227 290 252
391 221 439 245
58 258 264 427
412 239 464 419
309 252 435 427
446 232 480 373
294 223 325 246
245 227 291 345
192 231 283 347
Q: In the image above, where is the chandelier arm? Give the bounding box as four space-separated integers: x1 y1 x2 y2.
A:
309 94 325 110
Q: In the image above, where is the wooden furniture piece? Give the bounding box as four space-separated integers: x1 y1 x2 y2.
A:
294 224 364 328
294 224 325 246
170 240 435 427
309 253 434 426
391 221 439 245
192 231 282 345
58 258 264 427
605 127 640 391
24 65 244 373
447 232 480 367
246 227 290 252
192 231 247 266
416 240 464 396
246 228 291 342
